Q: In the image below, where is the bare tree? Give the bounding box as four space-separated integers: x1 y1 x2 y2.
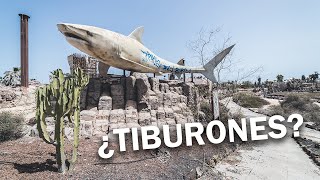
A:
188 27 262 84
187 27 263 118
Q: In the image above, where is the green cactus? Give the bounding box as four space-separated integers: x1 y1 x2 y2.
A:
35 68 89 173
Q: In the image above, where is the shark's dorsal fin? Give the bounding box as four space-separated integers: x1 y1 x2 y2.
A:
177 58 185 66
129 26 144 43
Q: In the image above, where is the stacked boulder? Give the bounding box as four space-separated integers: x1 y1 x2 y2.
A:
79 73 201 137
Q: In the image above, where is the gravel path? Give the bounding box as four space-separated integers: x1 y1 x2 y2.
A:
215 98 320 179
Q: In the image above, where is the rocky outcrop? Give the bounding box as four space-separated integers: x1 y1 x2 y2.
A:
73 73 204 137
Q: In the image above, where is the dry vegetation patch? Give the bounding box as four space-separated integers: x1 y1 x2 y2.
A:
233 92 269 108
0 111 24 142
265 94 320 123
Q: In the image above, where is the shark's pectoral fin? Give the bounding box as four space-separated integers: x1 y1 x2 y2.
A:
119 53 156 73
128 26 144 44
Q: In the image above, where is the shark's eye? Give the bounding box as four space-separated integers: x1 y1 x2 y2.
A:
86 31 93 37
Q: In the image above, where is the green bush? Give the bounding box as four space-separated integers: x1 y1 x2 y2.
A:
233 92 269 108
0 111 24 142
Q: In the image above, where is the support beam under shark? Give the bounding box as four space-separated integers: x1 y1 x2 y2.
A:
57 23 234 82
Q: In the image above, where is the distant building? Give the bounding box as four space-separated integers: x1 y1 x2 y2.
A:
67 54 98 78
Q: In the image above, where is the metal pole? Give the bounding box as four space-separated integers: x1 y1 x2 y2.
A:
19 14 30 88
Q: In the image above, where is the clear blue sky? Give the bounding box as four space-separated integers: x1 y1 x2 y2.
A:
0 0 319 83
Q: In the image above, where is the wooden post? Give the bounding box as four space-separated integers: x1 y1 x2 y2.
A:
191 72 194 83
212 90 220 120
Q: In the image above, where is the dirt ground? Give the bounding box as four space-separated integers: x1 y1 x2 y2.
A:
0 133 240 180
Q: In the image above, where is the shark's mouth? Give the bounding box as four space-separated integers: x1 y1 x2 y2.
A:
64 32 87 42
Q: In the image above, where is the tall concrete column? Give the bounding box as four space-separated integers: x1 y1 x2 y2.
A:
19 14 30 87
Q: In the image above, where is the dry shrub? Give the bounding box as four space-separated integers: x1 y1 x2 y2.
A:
267 94 320 123
0 111 24 142
233 92 269 108
200 102 213 122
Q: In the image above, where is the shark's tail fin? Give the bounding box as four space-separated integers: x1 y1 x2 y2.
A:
201 44 235 83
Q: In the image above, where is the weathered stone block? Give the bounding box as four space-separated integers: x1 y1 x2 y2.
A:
98 94 112 110
80 86 87 110
174 87 183 95
149 77 160 92
97 110 110 120
109 123 119 131
126 76 136 101
171 93 179 106
87 91 100 107
109 109 125 124
93 120 109 136
138 112 151 126
125 122 141 129
156 107 165 120
111 84 124 96
148 96 159 110
80 120 93 138
150 110 157 118
187 115 195 123
80 110 96 121
179 95 188 104
125 100 137 110
164 108 174 119
182 83 200 113
112 95 125 109
172 106 182 114
156 93 164 106
163 93 172 107
65 127 74 140
166 118 176 125
87 78 101 92
117 123 127 129
125 109 138 123
160 83 169 93
175 113 188 124
134 73 151 102
100 82 111 95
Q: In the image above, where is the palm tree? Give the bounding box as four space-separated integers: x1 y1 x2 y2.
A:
276 74 284 82
309 72 319 83
257 76 262 87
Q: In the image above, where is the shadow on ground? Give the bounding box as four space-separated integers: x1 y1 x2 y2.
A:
13 159 58 173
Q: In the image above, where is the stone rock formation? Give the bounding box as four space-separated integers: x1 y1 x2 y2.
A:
23 73 204 138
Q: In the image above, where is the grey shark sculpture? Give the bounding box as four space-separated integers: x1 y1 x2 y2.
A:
57 23 234 82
